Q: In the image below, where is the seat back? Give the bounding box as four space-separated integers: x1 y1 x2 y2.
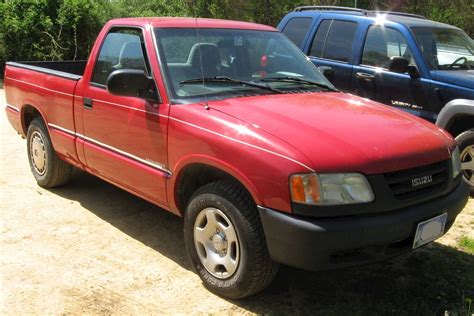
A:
187 43 222 77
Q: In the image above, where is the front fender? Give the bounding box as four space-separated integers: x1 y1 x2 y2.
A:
168 154 264 213
436 99 474 129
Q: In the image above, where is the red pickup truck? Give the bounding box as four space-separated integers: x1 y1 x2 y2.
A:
4 18 469 298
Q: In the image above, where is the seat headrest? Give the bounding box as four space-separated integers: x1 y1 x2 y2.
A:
187 43 221 66
118 41 145 69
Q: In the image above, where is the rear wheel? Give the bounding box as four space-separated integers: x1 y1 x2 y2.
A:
27 117 72 188
184 180 278 299
456 130 474 196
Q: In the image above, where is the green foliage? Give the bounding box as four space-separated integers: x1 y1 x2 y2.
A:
113 0 188 18
458 235 474 254
0 0 113 76
0 0 473 79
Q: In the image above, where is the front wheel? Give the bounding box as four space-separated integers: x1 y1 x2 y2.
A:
456 130 474 196
184 181 278 299
27 117 72 188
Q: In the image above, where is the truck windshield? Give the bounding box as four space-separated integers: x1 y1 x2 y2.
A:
154 28 334 101
411 27 474 70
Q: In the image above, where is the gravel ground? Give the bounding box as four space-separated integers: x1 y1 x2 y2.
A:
1 89 473 315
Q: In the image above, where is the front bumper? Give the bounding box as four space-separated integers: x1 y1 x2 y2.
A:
258 181 469 271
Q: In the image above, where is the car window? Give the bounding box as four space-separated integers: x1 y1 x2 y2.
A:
411 27 474 70
91 28 148 86
309 20 357 63
309 20 331 57
362 26 415 69
281 18 313 47
155 28 331 100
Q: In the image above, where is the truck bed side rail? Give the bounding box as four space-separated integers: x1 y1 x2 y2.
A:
6 61 86 81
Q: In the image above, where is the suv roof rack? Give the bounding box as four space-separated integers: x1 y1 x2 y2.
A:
293 6 368 15
374 11 426 19
293 6 426 20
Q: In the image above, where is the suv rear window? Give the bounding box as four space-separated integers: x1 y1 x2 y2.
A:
282 18 313 47
310 20 358 63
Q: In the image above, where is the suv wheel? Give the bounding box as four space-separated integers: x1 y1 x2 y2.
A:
456 130 474 196
184 180 278 299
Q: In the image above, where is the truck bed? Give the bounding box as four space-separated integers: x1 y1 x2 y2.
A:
4 60 84 168
6 60 87 80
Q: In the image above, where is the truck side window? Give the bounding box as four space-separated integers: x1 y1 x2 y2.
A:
309 20 357 63
362 26 415 69
281 18 313 47
91 28 149 86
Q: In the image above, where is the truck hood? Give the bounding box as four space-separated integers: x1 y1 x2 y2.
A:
207 92 453 174
432 70 474 90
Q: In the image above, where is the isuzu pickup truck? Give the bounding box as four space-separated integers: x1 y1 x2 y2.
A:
4 18 469 298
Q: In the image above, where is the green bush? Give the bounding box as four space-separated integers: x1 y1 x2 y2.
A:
1 0 472 79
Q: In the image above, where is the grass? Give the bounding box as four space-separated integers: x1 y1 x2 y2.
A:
458 236 474 255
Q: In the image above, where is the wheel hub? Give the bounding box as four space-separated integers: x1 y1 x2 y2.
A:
460 144 474 186
193 207 240 279
212 232 227 253
30 131 47 175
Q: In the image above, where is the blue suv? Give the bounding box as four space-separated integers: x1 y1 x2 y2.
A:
278 6 474 194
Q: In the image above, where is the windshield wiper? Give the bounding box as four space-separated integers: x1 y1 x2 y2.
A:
260 76 338 92
180 76 282 94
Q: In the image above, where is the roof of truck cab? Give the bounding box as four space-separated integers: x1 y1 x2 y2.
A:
107 17 277 31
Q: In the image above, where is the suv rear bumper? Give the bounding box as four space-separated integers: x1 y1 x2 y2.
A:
258 181 469 271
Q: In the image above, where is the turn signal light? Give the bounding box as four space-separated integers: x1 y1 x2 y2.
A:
290 174 321 204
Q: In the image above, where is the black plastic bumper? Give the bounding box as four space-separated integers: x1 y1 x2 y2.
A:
258 181 469 271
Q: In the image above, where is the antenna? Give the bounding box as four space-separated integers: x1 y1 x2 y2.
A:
194 18 209 109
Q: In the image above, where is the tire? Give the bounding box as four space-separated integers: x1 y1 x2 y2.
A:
456 129 474 196
184 180 279 299
27 117 72 188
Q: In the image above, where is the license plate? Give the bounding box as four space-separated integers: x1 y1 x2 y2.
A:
413 213 447 249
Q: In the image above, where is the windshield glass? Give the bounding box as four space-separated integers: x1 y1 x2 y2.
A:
411 27 474 70
154 28 333 101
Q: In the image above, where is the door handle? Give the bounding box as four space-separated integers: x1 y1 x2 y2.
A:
355 72 375 81
83 97 93 109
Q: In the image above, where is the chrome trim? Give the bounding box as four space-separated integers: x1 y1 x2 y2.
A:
77 133 172 176
48 123 75 136
5 77 75 97
92 98 161 116
167 116 315 172
48 123 172 176
6 104 20 113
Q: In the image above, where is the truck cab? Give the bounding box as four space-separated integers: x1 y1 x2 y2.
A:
278 6 474 192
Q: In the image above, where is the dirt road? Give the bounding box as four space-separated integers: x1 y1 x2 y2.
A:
1 89 473 315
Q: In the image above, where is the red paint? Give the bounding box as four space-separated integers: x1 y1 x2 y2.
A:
4 18 456 215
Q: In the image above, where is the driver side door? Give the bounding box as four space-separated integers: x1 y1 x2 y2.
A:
81 26 170 205
352 25 434 121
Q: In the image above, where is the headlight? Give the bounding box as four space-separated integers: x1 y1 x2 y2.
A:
290 173 374 205
451 146 461 179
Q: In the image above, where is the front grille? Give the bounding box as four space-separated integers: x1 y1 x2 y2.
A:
384 160 449 200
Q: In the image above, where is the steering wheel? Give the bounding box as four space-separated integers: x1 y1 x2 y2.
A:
449 57 468 69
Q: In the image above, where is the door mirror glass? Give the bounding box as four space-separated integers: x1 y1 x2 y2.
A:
107 69 159 102
388 56 409 73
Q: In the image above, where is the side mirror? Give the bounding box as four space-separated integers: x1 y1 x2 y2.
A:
107 69 160 102
407 65 420 79
388 56 409 74
318 66 334 83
